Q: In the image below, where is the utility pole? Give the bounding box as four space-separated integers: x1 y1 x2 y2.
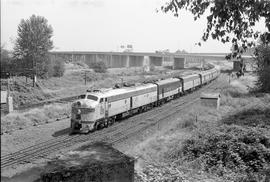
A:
84 71 87 85
7 78 10 97
32 58 35 87
32 56 37 87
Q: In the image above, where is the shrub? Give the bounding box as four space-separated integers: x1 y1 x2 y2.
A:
256 65 270 92
75 61 89 68
150 64 155 71
222 108 270 128
90 61 107 73
52 58 65 77
172 125 270 181
254 44 270 92
1 46 13 74
44 56 65 78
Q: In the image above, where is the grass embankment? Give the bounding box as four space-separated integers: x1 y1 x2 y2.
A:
1 103 71 135
1 64 188 134
1 63 184 108
133 76 270 182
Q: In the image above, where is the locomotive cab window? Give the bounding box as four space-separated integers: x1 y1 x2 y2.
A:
87 95 98 101
78 94 86 99
100 98 103 103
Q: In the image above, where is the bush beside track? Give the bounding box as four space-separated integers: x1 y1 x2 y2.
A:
165 82 270 181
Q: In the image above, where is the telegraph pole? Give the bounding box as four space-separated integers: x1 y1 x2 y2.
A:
33 58 35 87
32 56 37 87
85 71 87 85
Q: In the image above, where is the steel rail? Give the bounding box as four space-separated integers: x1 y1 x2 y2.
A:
1 74 226 169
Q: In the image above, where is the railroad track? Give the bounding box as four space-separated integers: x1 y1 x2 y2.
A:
12 70 208 111
1 74 227 169
15 95 79 111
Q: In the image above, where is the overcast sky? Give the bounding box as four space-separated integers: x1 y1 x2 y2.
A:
1 0 267 53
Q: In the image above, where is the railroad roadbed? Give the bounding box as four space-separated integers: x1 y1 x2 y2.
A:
1 74 227 178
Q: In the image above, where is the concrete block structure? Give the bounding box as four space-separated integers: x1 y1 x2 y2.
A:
173 57 185 69
51 51 249 70
184 56 204 68
149 56 163 66
111 55 128 68
129 55 144 67
200 92 221 110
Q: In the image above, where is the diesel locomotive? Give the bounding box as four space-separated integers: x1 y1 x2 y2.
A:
70 68 220 133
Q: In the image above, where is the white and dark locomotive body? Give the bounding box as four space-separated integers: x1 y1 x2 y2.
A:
71 68 220 133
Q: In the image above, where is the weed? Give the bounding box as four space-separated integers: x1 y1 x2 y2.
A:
90 61 107 73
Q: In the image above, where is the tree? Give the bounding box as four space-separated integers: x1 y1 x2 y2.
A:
13 15 53 78
161 0 270 56
254 44 270 92
90 61 107 73
1 45 11 65
52 58 65 77
1 45 12 77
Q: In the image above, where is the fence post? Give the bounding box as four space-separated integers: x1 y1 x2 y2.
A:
6 79 13 113
7 96 13 113
7 78 10 97
32 74 37 87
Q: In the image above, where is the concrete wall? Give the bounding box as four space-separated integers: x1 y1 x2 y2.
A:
173 57 185 69
111 55 128 68
149 56 162 66
184 56 204 68
143 56 150 66
163 56 173 67
51 51 239 69
97 54 111 67
85 54 96 65
129 55 144 67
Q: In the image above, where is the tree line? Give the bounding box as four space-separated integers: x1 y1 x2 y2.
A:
1 15 64 79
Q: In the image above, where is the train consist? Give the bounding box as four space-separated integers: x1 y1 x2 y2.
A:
70 68 220 133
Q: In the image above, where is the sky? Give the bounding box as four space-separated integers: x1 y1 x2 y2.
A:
1 0 268 53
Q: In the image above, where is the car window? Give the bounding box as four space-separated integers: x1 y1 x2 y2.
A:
78 95 86 99
87 95 98 101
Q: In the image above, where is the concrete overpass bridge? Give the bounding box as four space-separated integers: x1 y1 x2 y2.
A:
50 51 251 69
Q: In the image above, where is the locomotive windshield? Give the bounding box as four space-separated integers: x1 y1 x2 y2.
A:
78 94 86 99
87 95 98 101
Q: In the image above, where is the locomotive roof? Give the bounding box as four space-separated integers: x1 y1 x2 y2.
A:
180 74 200 80
86 83 156 98
155 78 180 85
199 69 216 76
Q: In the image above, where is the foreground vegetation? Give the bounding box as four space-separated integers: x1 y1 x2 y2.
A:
134 74 270 182
176 118 270 181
